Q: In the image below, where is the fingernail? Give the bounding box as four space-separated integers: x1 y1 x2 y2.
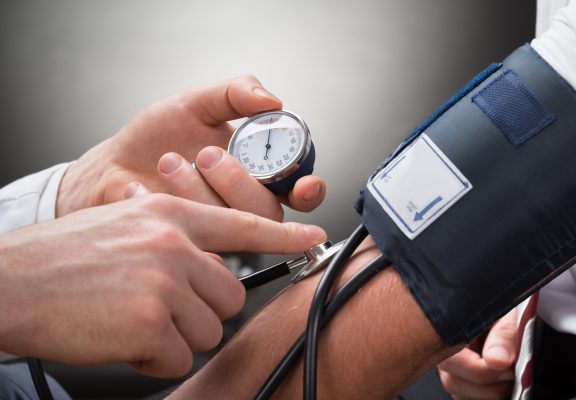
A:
487 346 512 363
303 183 321 201
253 87 281 102
159 153 183 174
303 225 327 243
196 147 223 170
125 182 145 199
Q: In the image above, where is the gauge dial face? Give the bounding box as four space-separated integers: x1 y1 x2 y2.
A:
230 112 306 179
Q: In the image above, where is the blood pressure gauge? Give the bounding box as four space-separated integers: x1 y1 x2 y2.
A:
228 110 315 195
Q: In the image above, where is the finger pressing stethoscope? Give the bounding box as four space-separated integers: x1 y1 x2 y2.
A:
157 152 226 207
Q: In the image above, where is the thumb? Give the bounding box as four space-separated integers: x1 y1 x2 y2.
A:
482 308 519 371
186 75 282 126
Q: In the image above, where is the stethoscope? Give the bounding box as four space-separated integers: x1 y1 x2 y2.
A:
239 240 346 289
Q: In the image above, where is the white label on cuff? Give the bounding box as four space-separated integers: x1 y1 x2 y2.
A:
368 133 472 239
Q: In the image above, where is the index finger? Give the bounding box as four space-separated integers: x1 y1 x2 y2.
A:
179 199 327 254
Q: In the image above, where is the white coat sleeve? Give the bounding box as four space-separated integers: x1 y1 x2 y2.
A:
0 163 71 234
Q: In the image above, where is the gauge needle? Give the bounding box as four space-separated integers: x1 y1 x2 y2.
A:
264 120 272 160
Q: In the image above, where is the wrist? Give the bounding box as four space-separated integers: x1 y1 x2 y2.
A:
56 139 112 217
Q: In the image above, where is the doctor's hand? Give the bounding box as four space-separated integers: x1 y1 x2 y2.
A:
122 146 324 222
0 194 327 378
438 309 518 400
56 75 325 220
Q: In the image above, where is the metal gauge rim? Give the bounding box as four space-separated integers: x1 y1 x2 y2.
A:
228 110 312 184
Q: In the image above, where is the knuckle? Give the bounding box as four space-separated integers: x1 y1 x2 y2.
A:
173 353 194 377
237 211 261 251
131 296 172 336
284 222 304 250
164 351 193 378
207 252 225 264
138 192 174 213
152 226 184 249
220 275 246 319
149 265 179 295
131 264 182 304
196 318 224 352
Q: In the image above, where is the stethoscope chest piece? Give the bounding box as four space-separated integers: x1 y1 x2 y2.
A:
239 240 346 289
291 240 345 283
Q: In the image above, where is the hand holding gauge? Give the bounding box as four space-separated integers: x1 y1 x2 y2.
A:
228 110 343 289
228 110 316 195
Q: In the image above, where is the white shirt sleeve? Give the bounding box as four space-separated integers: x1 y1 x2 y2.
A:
532 0 576 334
532 1 576 89
0 163 71 234
535 0 570 37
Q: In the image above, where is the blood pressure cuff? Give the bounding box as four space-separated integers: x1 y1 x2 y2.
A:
354 44 576 346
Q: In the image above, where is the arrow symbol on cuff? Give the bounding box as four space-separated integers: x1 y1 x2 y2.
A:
414 196 443 222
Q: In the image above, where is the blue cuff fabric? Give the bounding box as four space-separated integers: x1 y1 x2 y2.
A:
473 70 555 146
355 44 576 345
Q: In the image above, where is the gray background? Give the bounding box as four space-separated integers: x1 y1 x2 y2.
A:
0 0 534 243
0 1 535 398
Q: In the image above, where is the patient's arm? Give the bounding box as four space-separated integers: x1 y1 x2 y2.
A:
170 237 458 399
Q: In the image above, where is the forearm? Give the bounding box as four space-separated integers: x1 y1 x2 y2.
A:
171 238 455 399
